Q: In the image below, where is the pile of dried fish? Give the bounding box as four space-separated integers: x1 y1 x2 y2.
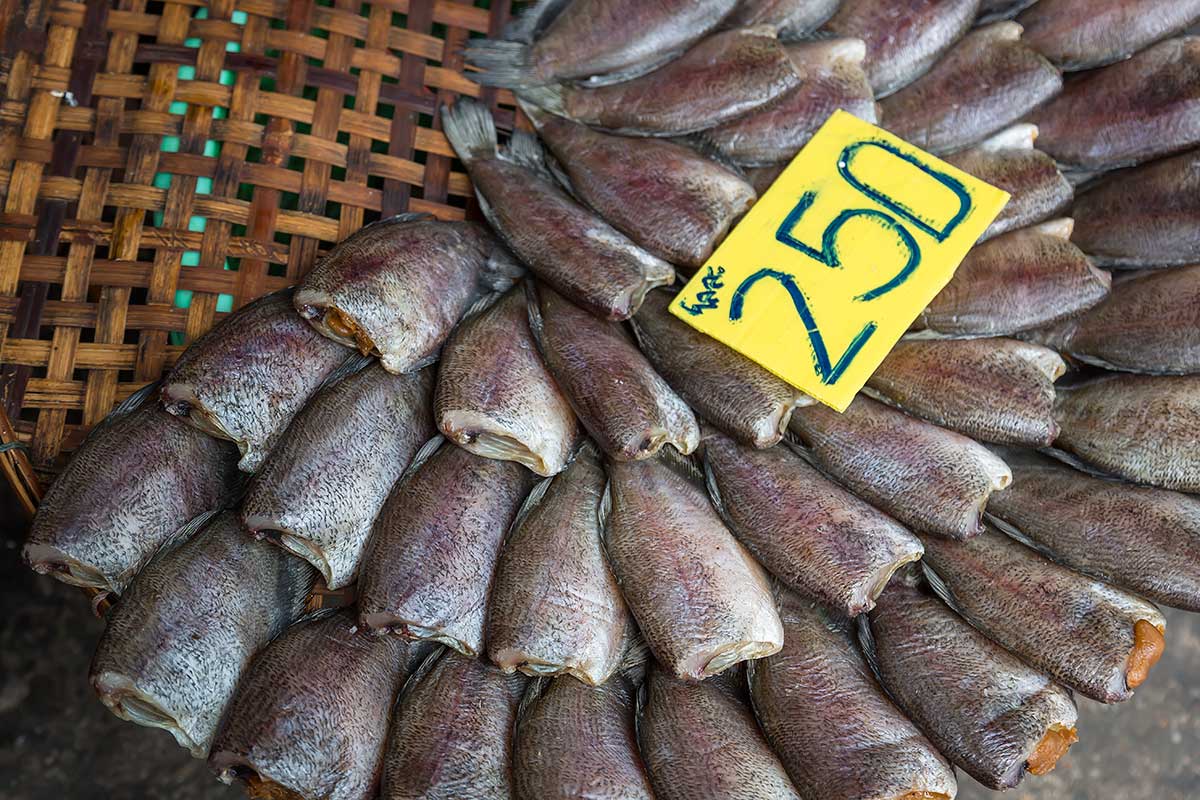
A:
20 0 1200 798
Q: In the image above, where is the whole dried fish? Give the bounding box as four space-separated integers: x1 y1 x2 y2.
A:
240 364 435 589
749 588 958 800
1029 36 1200 171
866 568 1079 790
880 21 1062 155
988 447 1200 611
919 220 1111 337
161 289 351 472
24 394 238 596
519 27 804 137
639 665 802 799
726 0 838 37
294 213 520 374
789 395 1012 540
1052 375 1200 492
605 454 783 679
383 649 525 800
435 286 579 476
209 609 422 800
699 38 877 166
357 438 534 655
91 512 312 757
921 526 1167 703
442 98 674 320
1018 0 1200 71
530 284 699 461
631 290 807 449
866 337 1066 446
525 106 755 269
703 429 923 616
487 443 631 685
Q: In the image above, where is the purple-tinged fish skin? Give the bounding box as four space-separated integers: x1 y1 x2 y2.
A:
822 0 982 98
605 455 783 679
240 364 435 590
744 163 786 195
23 400 238 596
487 443 631 685
1029 36 1200 171
1052 375 1200 492
920 220 1111 336
866 337 1065 446
700 38 878 166
1018 0 1200 71
1070 149 1200 268
944 124 1073 240
90 512 313 757
867 568 1079 790
881 22 1062 155
527 107 756 269
703 429 923 617
208 609 424 800
920 526 1166 703
727 0 837 36
749 588 958 800
383 649 525 800
515 673 654 800
639 665 802 800
789 395 1012 540
443 98 673 321
161 289 351 472
530 285 699 462
520 27 804 137
435 286 579 476
632 290 806 449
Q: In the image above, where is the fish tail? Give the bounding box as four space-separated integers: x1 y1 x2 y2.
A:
503 130 551 175
515 83 566 116
441 97 498 163
464 39 543 88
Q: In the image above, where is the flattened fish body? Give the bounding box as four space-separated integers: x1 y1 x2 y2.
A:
1018 0 1200 71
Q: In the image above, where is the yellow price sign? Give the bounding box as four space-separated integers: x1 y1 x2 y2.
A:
671 110 1009 412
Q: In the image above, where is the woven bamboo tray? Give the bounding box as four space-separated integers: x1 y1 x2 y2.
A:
0 0 521 515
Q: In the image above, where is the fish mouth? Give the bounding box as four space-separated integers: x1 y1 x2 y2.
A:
850 549 926 617
212 759 305 800
294 293 378 357
358 612 477 657
22 542 116 593
161 384 243 448
91 672 202 757
441 415 551 476
491 647 602 685
248 524 336 589
681 639 783 680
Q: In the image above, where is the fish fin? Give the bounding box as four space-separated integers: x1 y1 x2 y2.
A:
293 605 344 627
399 644 446 700
523 281 549 355
986 512 1059 560
919 561 968 619
482 245 525 292
360 212 434 231
441 97 499 162
655 444 706 485
398 435 446 484
318 352 376 391
1037 446 1120 480
503 130 553 178
684 131 756 174
147 507 224 566
502 0 571 43
113 380 160 416
460 290 504 325
855 615 882 678
463 39 542 88
597 477 613 539
515 83 566 116
544 150 580 198
701 455 733 526
506 474 555 543
516 676 548 722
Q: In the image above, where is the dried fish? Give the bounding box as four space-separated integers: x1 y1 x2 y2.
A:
726 0 838 37
1018 0 1200 71
979 0 1038 22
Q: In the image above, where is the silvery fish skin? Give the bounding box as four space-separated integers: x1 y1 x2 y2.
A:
526 107 755 269
1017 0 1200 71
357 440 533 656
383 649 525 800
866 337 1066 446
487 443 631 685
209 609 422 800
1052 375 1200 492
1029 36 1200 171
920 220 1111 336
90 512 312 757
520 27 804 137
631 290 807 449
726 0 839 37
23 400 238 595
161 290 351 472
987 448 1200 611
465 0 738 86
867 569 1079 790
442 98 674 321
789 395 1012 540
700 38 878 166
515 674 655 800
1069 149 1200 268
638 665 802 800
943 124 1073 240
880 22 1063 155
294 214 520 375
822 0 981 98
435 286 580 476
530 285 700 462
920 526 1167 703
241 364 435 589
605 455 783 679
703 429 923 617
749 588 958 800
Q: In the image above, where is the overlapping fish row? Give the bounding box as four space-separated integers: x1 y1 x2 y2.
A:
19 0 1200 798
